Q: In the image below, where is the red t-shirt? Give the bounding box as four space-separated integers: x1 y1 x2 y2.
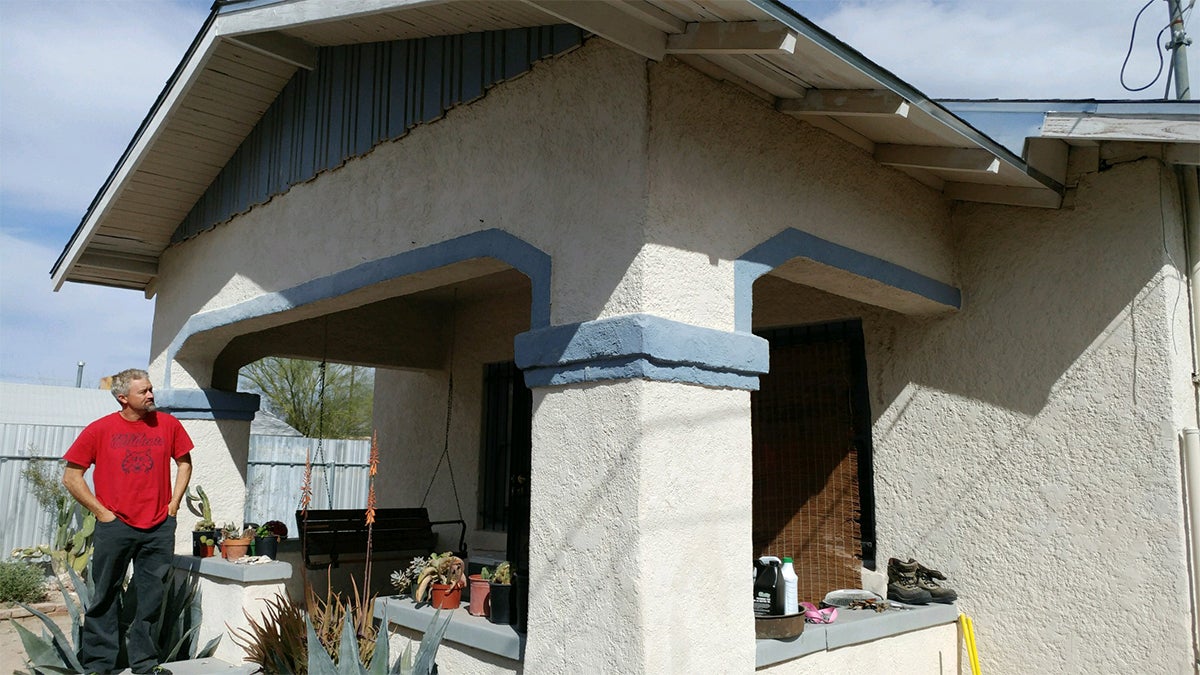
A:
63 411 194 529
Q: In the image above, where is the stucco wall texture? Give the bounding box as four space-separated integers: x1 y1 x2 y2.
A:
141 34 1197 674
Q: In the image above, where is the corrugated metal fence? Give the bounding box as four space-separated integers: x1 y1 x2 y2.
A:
245 435 371 539
0 423 369 558
0 423 84 558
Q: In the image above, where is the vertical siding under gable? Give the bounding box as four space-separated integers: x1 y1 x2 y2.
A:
173 25 585 243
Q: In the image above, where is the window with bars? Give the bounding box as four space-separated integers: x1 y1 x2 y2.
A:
751 320 877 603
478 361 532 532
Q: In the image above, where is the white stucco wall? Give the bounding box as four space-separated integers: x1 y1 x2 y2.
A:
644 57 955 330
757 158 1195 673
758 622 958 674
137 24 1196 673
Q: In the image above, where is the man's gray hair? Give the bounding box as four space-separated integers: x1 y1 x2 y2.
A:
110 369 151 400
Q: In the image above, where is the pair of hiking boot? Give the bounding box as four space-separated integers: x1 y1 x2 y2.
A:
886 557 957 604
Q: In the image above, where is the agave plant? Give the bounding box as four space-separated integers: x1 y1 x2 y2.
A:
305 606 452 675
10 565 220 674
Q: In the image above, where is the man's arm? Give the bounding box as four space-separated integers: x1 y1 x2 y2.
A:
170 452 193 517
62 463 116 523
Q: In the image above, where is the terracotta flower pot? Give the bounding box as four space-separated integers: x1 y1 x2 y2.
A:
429 583 462 610
468 575 490 617
202 544 215 558
222 537 252 561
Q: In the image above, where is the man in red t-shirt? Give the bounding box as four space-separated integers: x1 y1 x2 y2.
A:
63 369 193 675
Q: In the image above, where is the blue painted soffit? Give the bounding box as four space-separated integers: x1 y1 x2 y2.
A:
515 314 770 391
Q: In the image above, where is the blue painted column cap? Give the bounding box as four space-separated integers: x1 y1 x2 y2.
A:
155 388 260 421
515 313 769 390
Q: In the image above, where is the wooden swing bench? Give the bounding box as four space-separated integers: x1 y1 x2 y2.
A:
297 507 467 570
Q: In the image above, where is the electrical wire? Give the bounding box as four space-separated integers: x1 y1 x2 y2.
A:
1121 0 1169 93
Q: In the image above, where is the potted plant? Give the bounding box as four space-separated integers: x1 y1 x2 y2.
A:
186 485 218 557
468 568 491 617
414 551 466 609
220 523 255 561
197 534 217 558
254 520 288 559
486 561 514 625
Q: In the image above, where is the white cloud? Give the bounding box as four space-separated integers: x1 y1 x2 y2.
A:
0 0 208 215
0 232 154 386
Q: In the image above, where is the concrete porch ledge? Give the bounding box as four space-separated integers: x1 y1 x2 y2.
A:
172 554 292 582
375 596 523 662
756 603 959 668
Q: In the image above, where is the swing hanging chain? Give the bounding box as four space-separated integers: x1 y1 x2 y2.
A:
421 289 466 525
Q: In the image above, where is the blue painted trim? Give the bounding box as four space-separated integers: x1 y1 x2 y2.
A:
162 229 551 388
155 388 260 421
734 228 962 331
174 25 584 242
514 314 768 391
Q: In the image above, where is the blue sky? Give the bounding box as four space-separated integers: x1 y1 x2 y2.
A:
1 0 1195 387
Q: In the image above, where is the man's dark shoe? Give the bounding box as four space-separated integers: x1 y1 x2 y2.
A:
887 557 933 604
914 560 958 603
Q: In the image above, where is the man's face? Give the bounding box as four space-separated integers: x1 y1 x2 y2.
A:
119 378 156 414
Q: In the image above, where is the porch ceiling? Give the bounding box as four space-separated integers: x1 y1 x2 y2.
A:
53 0 1066 293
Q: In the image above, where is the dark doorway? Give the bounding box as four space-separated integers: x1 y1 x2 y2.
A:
481 361 532 628
751 320 876 603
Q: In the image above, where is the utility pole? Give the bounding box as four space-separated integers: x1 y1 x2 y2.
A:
1166 0 1192 99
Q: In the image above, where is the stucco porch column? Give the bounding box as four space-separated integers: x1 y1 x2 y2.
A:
155 388 259 551
515 315 768 671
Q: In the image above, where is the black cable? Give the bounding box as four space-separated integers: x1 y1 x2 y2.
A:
1121 0 1168 93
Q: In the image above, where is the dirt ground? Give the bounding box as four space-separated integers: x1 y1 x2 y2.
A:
0 609 74 675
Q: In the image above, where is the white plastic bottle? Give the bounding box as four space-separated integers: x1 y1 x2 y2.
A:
781 557 799 615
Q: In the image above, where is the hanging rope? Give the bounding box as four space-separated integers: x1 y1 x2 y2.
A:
421 289 465 525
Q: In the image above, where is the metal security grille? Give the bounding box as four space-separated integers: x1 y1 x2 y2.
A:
479 361 531 532
752 320 876 604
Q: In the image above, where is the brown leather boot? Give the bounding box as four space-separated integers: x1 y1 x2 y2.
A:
887 557 933 604
913 559 958 604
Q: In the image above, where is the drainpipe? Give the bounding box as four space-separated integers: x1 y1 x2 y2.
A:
1181 164 1200 668
1164 2 1200 665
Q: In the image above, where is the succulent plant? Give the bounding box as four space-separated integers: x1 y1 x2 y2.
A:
187 485 215 531
413 552 465 603
489 561 512 585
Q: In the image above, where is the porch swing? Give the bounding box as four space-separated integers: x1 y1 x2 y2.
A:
297 312 468 571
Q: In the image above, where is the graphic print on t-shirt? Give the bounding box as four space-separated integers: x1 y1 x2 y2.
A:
114 431 163 473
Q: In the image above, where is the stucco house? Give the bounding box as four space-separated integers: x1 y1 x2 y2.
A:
50 1 1199 672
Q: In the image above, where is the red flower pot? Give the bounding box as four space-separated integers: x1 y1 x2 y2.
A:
468 575 490 617
429 583 462 610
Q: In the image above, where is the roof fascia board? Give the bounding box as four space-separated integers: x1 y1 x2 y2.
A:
752 0 1063 197
522 0 667 61
51 8 222 289
1041 112 1200 145
214 0 450 38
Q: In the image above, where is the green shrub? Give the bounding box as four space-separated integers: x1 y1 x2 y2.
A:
0 561 47 604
